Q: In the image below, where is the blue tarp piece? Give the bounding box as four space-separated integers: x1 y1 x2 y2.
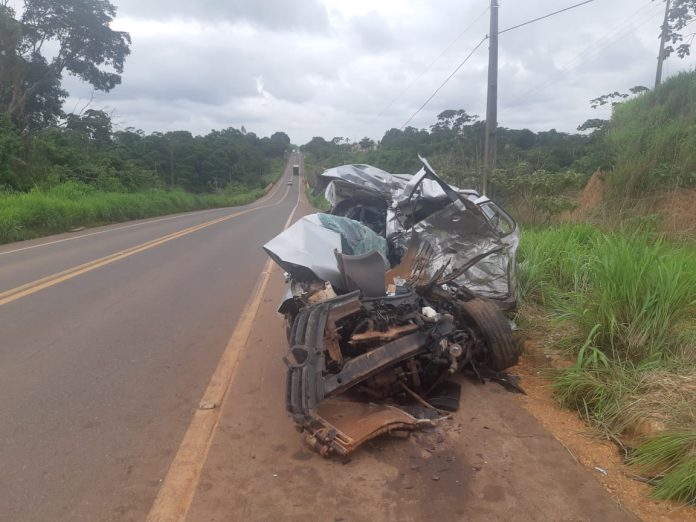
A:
317 214 388 264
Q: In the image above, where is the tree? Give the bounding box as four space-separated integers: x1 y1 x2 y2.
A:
1 0 131 131
359 137 375 151
590 86 649 109
431 109 478 134
577 118 609 134
268 131 291 156
65 109 112 145
657 0 696 57
0 112 22 187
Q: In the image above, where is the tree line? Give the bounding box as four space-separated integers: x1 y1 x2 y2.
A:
0 107 291 192
302 108 607 216
2 0 695 197
0 1 290 193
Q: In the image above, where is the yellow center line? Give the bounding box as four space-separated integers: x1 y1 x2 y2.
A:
0 182 292 308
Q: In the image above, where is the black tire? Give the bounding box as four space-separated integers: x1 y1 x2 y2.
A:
460 298 520 371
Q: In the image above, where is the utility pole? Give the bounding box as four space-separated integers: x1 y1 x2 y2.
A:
483 0 499 196
655 0 672 88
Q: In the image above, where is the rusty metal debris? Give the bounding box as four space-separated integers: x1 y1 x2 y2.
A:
264 157 522 457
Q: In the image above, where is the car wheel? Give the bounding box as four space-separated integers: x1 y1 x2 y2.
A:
460 298 520 371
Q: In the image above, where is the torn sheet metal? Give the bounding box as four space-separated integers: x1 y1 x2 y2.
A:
264 156 522 458
306 400 431 457
263 214 387 289
411 201 515 301
263 214 343 286
318 164 408 203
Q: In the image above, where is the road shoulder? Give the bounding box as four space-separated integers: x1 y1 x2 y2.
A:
185 254 638 522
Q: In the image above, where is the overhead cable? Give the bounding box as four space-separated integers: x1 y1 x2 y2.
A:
373 6 489 121
499 0 597 35
400 36 488 129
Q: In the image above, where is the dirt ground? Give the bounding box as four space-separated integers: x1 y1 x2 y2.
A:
181 191 693 521
185 262 639 521
516 347 696 522
570 169 696 240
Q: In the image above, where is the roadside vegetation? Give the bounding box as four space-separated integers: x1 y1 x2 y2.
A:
0 2 291 244
0 181 263 244
510 75 696 506
606 71 696 196
518 224 696 505
0 111 290 244
301 111 596 222
301 153 331 211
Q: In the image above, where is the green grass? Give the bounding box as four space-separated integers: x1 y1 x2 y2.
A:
520 225 696 363
629 431 696 505
305 185 331 211
552 362 696 433
0 181 264 244
517 223 598 304
519 223 696 504
571 233 696 362
606 70 696 195
300 153 332 211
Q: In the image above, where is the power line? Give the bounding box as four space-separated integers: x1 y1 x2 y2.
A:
400 36 488 129
553 0 659 71
504 0 663 107
499 0 597 35
396 1 601 130
372 6 489 122
395 0 645 132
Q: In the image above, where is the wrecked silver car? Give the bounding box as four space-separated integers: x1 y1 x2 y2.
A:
263 157 521 457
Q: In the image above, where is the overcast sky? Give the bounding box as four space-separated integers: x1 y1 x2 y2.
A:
56 0 696 143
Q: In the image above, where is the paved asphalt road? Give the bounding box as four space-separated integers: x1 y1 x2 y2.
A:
0 153 641 522
184 268 638 522
0 155 300 521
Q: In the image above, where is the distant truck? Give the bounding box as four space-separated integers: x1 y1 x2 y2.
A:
292 164 300 176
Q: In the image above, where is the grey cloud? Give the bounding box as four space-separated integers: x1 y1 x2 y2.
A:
66 25 342 109
61 0 692 144
350 12 395 51
113 0 329 32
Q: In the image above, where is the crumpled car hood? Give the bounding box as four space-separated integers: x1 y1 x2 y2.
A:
311 157 519 303
318 164 408 197
263 214 388 289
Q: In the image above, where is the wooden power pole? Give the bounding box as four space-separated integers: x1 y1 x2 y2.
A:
483 0 499 196
655 0 672 88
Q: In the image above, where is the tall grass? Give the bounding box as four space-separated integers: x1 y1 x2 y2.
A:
573 233 696 362
0 181 263 244
630 431 696 505
606 70 696 195
519 223 696 504
520 225 696 363
517 223 598 304
305 185 331 211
